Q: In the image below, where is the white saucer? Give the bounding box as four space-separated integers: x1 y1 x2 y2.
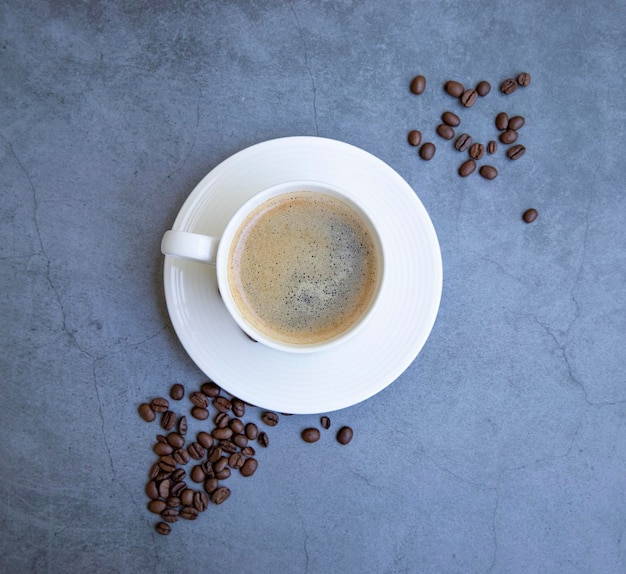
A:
163 136 442 414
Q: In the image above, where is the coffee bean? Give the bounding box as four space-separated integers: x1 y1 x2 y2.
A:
436 124 455 140
444 80 464 98
187 442 205 460
193 491 209 512
171 468 186 483
201 381 221 397
166 497 180 509
407 130 422 147
320 416 331 430
158 478 171 499
153 442 173 456
517 72 531 87
204 478 219 493
261 412 279 427
460 89 478 107
469 143 485 160
208 446 223 463
150 398 169 413
190 391 209 409
245 423 259 440
499 130 518 144
336 426 354 445
177 416 187 436
215 467 231 480
172 448 190 465
240 458 258 477
219 440 237 454
161 411 176 431
180 488 194 507
169 384 184 401
487 140 498 154
159 456 176 473
476 80 491 96
228 452 246 469
149 463 160 480
441 111 460 127
454 134 472 152
170 480 186 498
495 112 509 131
479 165 498 180
500 78 517 94
522 208 538 223
191 406 208 420
190 465 206 483
258 432 269 448
138 403 155 422
148 499 167 514
196 431 214 449
155 434 168 443
180 506 199 520
145 480 159 499
155 522 171 536
167 432 185 449
161 508 180 523
458 159 476 177
213 456 229 474
410 75 426 95
507 115 525 131
419 142 436 160
213 397 232 413
301 428 321 443
229 418 244 434
212 427 233 440
507 144 526 160
231 398 246 418
233 433 248 448
242 446 256 457
211 486 231 505
214 412 230 428
156 469 172 482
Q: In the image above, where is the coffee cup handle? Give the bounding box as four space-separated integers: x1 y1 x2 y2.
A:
161 230 219 264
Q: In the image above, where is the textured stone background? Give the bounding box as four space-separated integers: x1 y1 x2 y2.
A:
1 1 625 573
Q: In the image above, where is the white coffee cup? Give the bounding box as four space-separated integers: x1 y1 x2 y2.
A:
161 180 385 353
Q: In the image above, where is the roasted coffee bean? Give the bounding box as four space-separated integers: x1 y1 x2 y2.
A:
212 427 233 440
495 112 509 131
214 412 230 428
204 477 219 493
228 452 246 469
161 508 180 523
155 434 168 444
180 506 199 521
166 496 181 508
517 72 531 87
233 433 248 448
258 432 269 448
469 143 485 160
320 416 331 429
190 465 206 484
507 115 525 131
410 75 426 95
180 488 194 507
500 78 517 94
167 432 185 449
436 124 455 140
171 468 186 482
149 463 160 480
145 480 159 500
458 159 477 177
194 491 209 512
444 80 464 98
148 499 167 514
499 129 518 144
213 456 228 473
138 403 156 422
208 446 223 463
407 130 422 147
229 418 244 434
170 480 186 498
507 144 526 160
441 111 460 127
419 142 436 160
476 80 491 96
159 456 176 473
201 459 215 478
169 384 184 401
301 428 321 443
187 442 205 460
177 416 187 436
231 398 245 418
522 208 538 223
158 478 172 499
213 397 232 413
191 406 209 420
161 411 176 431
460 89 478 107
150 397 169 413
190 391 209 409
219 440 237 454
153 442 173 456
242 446 256 457
156 469 172 482
479 165 498 180
200 381 221 397
196 431 213 449
487 140 498 155
173 448 190 465
261 412 279 427
245 423 259 440
155 522 171 536
454 133 472 152
211 486 231 505
215 467 231 480
240 458 258 477
336 426 354 445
